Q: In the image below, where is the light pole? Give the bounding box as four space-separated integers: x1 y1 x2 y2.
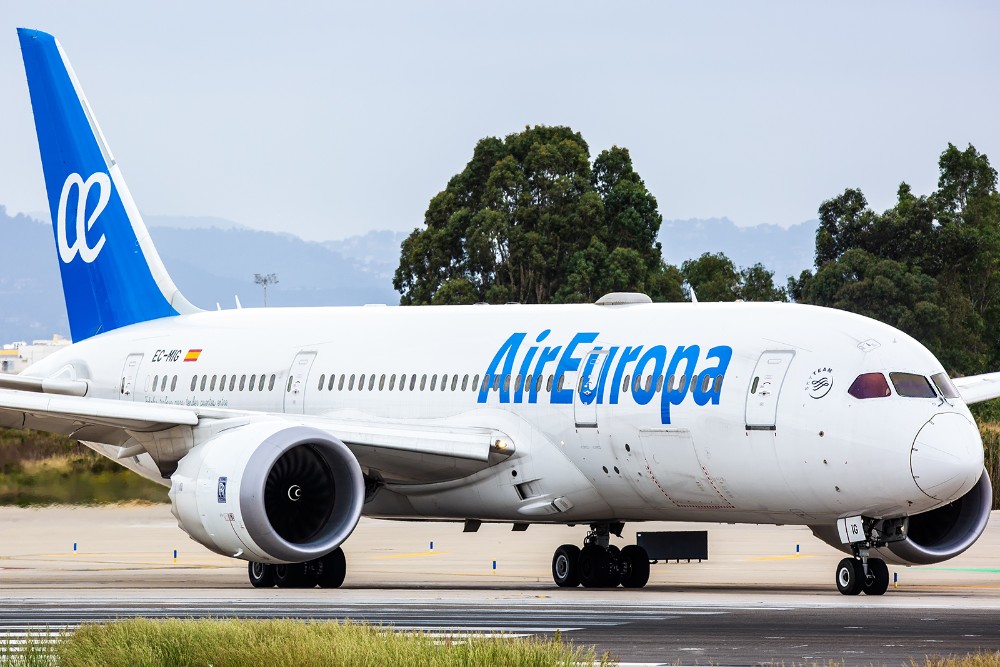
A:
254 273 279 307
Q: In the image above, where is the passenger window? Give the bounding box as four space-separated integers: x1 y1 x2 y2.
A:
483 374 491 391
349 374 356 390
890 372 936 398
152 375 159 392
257 375 265 391
339 375 345 391
493 375 502 391
249 374 256 392
359 374 366 391
190 375 197 392
701 374 711 393
546 375 554 392
318 374 326 390
713 376 723 392
525 374 532 392
848 373 891 399
451 375 458 391
931 372 960 399
171 376 178 392
229 375 237 392
656 375 664 392
667 375 675 391
679 374 687 391
387 374 394 391
504 375 511 392
410 374 417 391
368 375 375 391
399 373 407 390
557 375 564 392
430 375 438 391
328 375 336 391
536 375 544 393
161 375 169 392
269 375 276 391
441 374 448 391
219 375 226 391
421 374 427 391
462 375 469 391
200 376 208 392
239 375 246 391
472 374 480 391
515 374 524 392
378 374 386 391
208 375 215 391
622 375 630 393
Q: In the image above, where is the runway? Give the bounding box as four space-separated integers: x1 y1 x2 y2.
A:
3 506 1000 665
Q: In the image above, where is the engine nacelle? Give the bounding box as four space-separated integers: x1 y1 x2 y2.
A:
811 470 992 566
169 422 364 564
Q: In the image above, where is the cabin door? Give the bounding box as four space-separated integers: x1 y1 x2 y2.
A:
119 353 143 401
745 350 795 430
284 351 317 414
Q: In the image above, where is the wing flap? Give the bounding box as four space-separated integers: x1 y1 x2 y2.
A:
0 388 198 433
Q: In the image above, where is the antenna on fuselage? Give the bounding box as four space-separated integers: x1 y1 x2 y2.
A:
685 282 699 303
234 295 243 309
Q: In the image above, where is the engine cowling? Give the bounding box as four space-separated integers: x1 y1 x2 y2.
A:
169 422 364 564
810 470 992 566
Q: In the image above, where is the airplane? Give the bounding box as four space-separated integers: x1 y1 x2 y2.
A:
7 27 999 595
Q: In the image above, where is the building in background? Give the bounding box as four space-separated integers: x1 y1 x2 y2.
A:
0 335 70 374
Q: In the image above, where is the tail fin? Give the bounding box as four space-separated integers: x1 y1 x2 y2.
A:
17 28 199 342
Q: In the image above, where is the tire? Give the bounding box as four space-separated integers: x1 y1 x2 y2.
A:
273 563 308 588
248 562 274 588
318 548 347 588
620 545 650 589
863 558 890 596
552 544 581 588
835 557 864 595
604 545 623 587
579 544 612 588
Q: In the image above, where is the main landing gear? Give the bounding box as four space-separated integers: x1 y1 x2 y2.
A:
551 523 651 589
248 547 347 589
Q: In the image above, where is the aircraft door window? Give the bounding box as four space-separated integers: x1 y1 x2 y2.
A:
848 373 890 399
889 372 936 398
318 374 326 390
931 372 960 399
286 377 292 392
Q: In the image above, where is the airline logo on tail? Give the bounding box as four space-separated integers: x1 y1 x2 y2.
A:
57 172 109 264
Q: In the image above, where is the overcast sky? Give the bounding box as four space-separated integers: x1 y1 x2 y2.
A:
2 2 998 241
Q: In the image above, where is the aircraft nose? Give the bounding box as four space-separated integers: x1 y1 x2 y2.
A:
910 413 984 501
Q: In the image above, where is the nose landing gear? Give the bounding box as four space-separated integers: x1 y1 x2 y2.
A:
833 516 904 595
550 523 651 589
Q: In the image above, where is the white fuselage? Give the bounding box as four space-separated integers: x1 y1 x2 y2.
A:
26 300 980 527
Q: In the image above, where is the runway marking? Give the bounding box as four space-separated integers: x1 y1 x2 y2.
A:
751 554 816 561
922 566 1000 573
372 551 449 560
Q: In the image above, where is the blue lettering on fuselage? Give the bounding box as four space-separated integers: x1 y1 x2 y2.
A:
477 331 732 424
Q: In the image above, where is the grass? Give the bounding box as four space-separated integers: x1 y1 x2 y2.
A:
0 619 614 667
0 428 166 506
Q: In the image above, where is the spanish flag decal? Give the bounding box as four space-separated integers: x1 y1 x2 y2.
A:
184 349 202 362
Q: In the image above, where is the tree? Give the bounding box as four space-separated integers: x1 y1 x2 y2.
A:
793 143 999 375
681 252 787 302
394 126 678 305
254 273 278 307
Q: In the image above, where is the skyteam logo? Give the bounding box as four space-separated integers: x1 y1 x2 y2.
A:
57 172 110 264
478 330 732 424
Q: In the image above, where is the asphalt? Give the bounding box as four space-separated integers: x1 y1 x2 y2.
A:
3 506 1000 665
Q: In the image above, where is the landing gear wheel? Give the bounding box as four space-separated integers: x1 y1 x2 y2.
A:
317 548 347 588
552 544 581 587
863 558 889 596
604 545 623 587
620 545 650 588
835 558 864 595
579 544 612 588
273 563 308 588
248 562 274 588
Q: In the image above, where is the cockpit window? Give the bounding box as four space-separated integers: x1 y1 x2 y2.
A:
931 372 960 399
889 372 936 398
848 373 891 399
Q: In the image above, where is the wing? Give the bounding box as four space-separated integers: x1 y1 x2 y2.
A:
953 372 1000 404
0 386 510 484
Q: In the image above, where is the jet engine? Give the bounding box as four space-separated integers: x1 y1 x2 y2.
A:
811 470 992 566
169 422 364 564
